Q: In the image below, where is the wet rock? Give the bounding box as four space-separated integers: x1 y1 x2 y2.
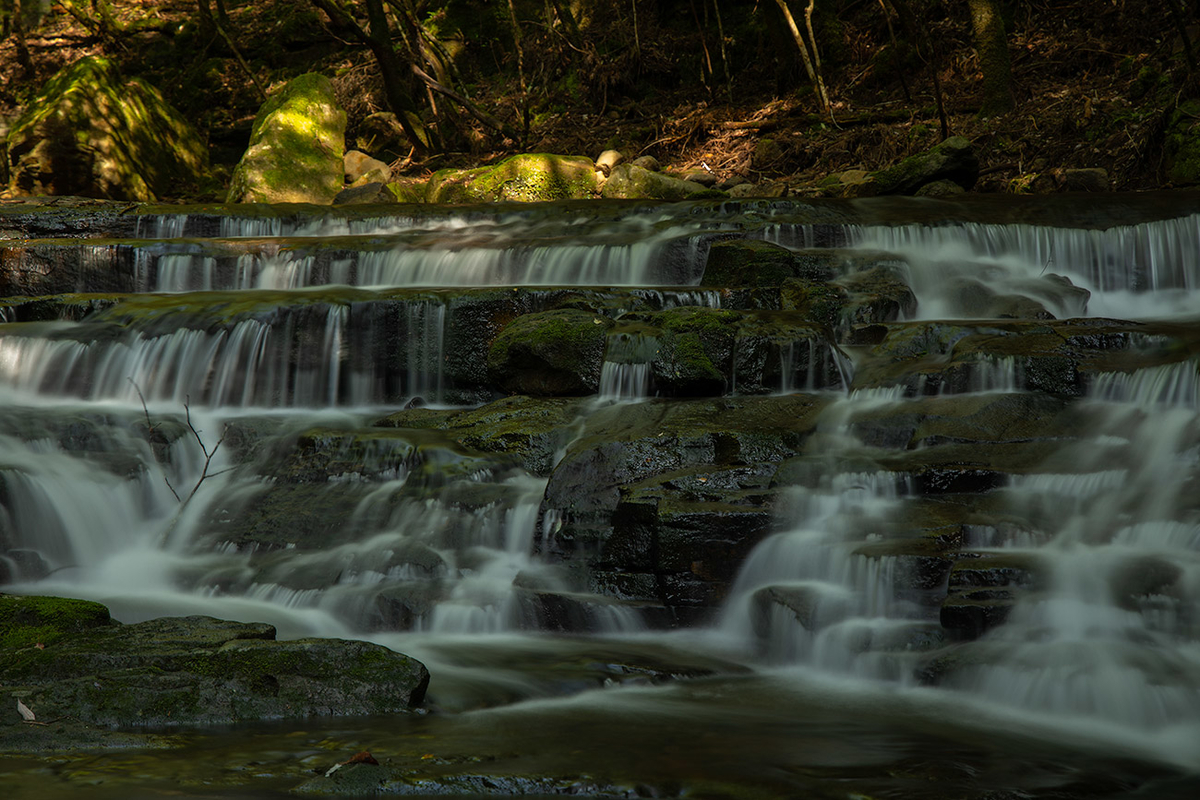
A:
702 238 836 287
608 307 844 397
296 764 642 797
0 603 429 728
378 395 587 476
227 73 347 204
426 154 600 203
941 587 1018 637
850 318 1200 397
541 396 828 610
6 57 209 201
333 181 396 205
872 135 979 195
835 266 918 327
488 309 614 396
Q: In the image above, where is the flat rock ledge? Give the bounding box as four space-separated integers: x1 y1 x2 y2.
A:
0 594 428 751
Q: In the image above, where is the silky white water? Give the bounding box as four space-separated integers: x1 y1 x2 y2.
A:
4 200 1200 791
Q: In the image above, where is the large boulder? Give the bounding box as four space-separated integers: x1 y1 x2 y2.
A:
487 308 614 395
872 135 979 195
5 57 209 201
0 596 429 729
227 73 347 204
426 154 600 203
601 163 722 200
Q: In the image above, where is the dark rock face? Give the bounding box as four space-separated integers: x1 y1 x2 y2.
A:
0 597 429 729
539 396 828 611
487 309 614 395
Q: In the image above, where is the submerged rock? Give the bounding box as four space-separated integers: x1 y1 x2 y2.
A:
0 596 428 732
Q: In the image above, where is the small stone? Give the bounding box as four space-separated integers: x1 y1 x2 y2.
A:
1062 167 1108 192
333 182 396 205
631 155 660 171
595 149 624 176
683 170 718 187
344 150 392 184
915 179 965 198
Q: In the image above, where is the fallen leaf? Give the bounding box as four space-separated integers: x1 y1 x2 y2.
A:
16 699 35 722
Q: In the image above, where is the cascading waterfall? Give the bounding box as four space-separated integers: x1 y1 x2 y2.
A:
4 198 1200 795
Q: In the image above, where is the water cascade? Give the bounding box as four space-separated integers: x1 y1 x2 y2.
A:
2 195 1199 798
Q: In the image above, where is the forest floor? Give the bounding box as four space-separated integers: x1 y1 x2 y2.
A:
0 0 1191 200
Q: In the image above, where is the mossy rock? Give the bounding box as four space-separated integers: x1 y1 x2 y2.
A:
601 163 726 200
702 239 836 287
0 594 112 650
0 610 429 728
871 135 979 195
6 57 210 201
488 309 614 395
377 395 588 475
227 73 347 204
426 154 600 203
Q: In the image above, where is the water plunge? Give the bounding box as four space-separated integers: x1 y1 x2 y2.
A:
2 196 1199 796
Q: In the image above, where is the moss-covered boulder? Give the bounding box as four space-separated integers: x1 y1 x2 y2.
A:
227 73 347 204
0 594 112 649
5 57 209 201
488 309 614 395
0 602 428 729
600 163 724 200
426 154 600 203
871 135 979 195
701 239 836 287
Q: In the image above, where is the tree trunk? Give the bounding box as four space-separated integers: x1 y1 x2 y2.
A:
968 0 1013 115
773 0 830 115
310 0 431 154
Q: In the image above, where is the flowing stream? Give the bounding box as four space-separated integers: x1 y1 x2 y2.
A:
2 195 1199 797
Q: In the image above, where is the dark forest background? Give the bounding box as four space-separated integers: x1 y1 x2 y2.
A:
2 0 1198 195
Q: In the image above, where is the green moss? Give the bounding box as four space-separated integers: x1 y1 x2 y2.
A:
0 594 112 650
487 309 612 395
7 56 209 200
427 154 600 203
227 73 346 204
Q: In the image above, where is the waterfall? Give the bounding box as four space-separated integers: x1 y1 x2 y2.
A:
4 198 1200 789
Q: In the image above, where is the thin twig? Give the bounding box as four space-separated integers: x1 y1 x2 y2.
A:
130 378 180 502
